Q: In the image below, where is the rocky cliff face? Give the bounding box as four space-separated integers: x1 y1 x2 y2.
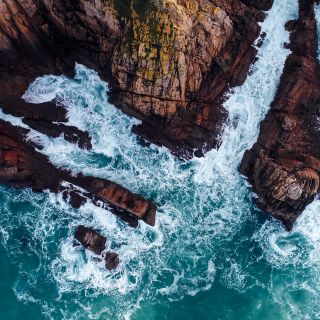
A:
240 0 320 230
0 0 272 156
108 0 269 156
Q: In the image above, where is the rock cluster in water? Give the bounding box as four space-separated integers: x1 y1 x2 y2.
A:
0 117 156 226
75 225 120 270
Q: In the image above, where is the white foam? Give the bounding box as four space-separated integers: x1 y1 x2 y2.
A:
316 4 320 57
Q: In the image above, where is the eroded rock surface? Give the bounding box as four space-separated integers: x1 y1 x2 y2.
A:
75 225 107 255
240 0 320 230
108 0 271 156
0 0 273 227
0 0 159 226
0 0 272 158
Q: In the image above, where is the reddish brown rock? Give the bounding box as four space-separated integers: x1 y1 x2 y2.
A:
97 183 156 225
23 119 92 150
240 0 273 10
3 151 18 166
0 119 157 226
240 0 320 230
108 0 271 157
76 177 157 227
0 1 272 227
75 225 106 255
74 226 120 269
63 190 87 209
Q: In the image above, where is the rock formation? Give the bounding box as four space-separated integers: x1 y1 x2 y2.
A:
0 118 156 226
108 0 272 157
75 225 120 269
104 252 120 270
240 0 320 230
0 0 272 227
75 225 107 255
0 0 273 158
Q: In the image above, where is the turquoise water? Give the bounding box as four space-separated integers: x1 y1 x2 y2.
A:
1 1 320 319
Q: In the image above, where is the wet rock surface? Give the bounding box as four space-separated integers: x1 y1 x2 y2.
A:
0 118 157 226
74 225 120 269
75 225 107 255
240 0 320 230
104 252 120 270
0 0 271 226
109 0 271 157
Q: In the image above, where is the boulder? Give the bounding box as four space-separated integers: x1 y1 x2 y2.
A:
104 252 120 271
74 225 106 255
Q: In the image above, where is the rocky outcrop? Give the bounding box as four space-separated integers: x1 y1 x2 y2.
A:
240 0 320 230
104 252 120 270
0 0 160 226
0 119 156 226
240 0 273 11
108 0 271 157
0 0 272 227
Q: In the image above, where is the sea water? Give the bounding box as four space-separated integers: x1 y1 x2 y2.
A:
1 1 319 319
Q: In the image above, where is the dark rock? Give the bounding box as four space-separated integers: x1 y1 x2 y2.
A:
0 0 272 226
23 119 92 150
240 0 273 11
74 225 106 255
97 183 156 225
0 119 157 226
104 252 120 271
0 0 273 159
76 176 157 226
69 191 87 209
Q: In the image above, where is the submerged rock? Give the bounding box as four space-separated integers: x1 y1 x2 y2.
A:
240 0 320 230
75 225 107 255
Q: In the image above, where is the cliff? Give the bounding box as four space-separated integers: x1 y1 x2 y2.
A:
240 0 320 230
0 0 272 225
0 0 272 157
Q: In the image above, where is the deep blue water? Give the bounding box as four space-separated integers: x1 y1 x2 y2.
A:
1 1 320 319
